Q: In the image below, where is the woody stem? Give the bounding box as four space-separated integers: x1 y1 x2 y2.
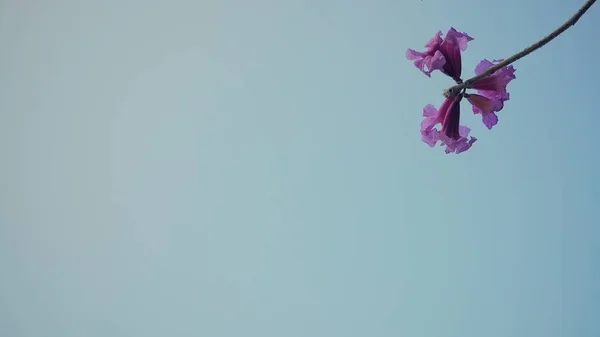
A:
443 0 597 98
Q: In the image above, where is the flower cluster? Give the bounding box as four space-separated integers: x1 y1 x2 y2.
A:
407 28 516 154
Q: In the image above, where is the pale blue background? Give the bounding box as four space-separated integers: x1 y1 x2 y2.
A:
0 0 598 336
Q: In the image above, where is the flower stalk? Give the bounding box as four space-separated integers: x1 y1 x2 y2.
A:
444 0 597 98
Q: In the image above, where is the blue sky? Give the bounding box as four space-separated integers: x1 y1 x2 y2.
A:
0 0 598 336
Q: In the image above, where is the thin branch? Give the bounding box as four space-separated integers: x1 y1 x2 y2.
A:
444 0 597 98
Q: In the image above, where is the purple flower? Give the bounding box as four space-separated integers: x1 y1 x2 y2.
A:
420 97 477 154
438 28 473 81
406 28 473 80
468 59 516 129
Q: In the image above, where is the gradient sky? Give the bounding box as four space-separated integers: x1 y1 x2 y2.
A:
1 1 599 336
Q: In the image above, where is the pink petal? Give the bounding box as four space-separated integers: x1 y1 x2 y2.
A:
406 49 423 61
424 31 443 48
474 59 494 76
423 104 437 117
446 27 474 51
466 94 503 114
421 129 439 147
482 112 499 130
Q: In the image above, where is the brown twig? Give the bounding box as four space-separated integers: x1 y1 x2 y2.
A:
444 0 597 98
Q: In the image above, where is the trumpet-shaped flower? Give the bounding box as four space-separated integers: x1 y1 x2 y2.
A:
406 28 473 80
468 59 517 129
420 98 477 154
